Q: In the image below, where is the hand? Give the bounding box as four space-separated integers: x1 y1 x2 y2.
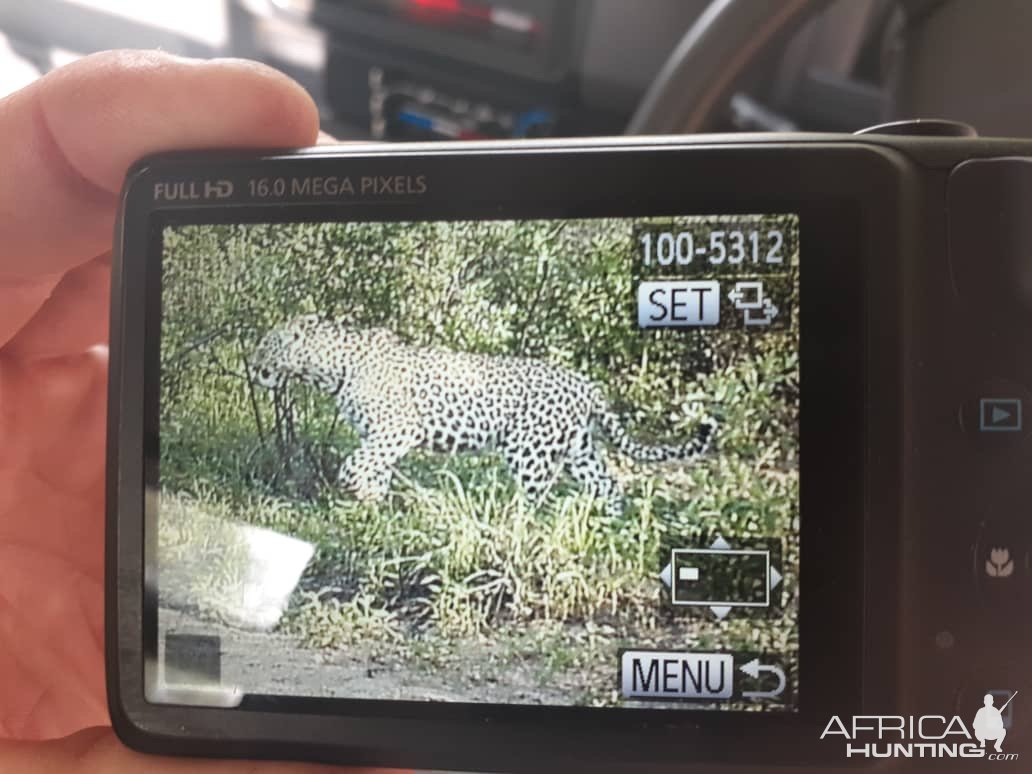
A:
0 49 401 773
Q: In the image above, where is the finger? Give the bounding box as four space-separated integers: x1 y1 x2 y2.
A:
0 727 410 774
3 254 110 358
0 49 320 281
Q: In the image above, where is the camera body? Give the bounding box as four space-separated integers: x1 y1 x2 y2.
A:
107 131 1032 771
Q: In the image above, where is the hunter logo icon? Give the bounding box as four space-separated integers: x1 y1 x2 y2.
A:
974 692 1016 753
820 690 1020 760
986 547 1015 578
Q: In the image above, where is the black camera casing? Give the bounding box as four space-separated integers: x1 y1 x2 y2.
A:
107 133 1032 771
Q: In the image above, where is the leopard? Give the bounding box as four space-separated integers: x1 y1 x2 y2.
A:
251 314 716 516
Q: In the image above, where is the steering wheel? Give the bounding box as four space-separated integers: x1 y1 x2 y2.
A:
627 0 835 134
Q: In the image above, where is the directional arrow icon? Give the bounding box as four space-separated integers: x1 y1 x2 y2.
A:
708 537 732 618
739 658 787 700
739 658 763 680
663 540 776 620
710 606 732 621
744 298 778 327
993 405 1012 424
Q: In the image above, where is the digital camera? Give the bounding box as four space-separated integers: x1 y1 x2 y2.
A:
107 129 1031 771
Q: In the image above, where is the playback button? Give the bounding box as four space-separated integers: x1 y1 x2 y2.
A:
959 380 1032 441
979 399 1022 432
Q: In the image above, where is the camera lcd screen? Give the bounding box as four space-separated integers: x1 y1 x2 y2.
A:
151 213 800 713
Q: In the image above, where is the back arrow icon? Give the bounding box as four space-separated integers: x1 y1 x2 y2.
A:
739 658 786 700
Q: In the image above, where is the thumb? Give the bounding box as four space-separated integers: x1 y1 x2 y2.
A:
0 48 320 279
0 49 320 355
0 727 408 773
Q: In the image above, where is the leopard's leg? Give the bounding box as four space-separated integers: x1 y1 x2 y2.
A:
501 432 565 510
338 425 423 502
564 431 625 517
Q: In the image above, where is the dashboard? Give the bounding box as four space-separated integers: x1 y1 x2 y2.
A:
229 0 894 141
310 0 714 140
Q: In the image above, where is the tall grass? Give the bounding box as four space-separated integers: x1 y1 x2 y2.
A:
161 349 799 659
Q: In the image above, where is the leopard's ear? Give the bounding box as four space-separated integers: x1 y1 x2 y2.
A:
291 312 322 328
367 327 403 348
284 313 322 341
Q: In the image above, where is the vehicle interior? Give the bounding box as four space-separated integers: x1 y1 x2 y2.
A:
2 0 1030 141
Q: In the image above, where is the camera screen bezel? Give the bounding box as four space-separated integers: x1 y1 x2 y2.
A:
108 139 904 770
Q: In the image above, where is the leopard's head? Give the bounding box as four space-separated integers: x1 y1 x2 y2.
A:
250 314 326 390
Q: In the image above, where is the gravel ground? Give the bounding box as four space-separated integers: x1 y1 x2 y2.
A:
159 606 583 704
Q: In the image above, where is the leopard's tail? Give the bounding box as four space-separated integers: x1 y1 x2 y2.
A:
593 394 716 462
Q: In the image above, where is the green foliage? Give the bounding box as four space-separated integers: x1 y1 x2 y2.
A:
160 217 800 677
